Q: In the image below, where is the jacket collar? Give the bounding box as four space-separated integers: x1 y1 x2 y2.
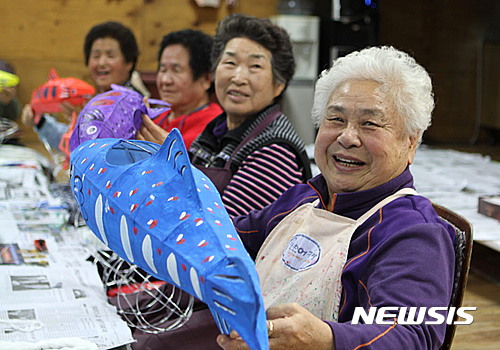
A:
307 167 415 219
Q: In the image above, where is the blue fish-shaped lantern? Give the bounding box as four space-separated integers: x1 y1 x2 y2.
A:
68 84 171 152
70 129 268 350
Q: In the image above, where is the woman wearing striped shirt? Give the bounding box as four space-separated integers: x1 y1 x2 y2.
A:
189 14 312 217
127 14 312 350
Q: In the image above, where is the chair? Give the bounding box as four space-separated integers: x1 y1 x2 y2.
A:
432 203 474 350
139 71 160 99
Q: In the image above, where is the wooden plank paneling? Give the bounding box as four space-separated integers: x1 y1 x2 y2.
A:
139 0 280 70
1 0 278 107
379 0 500 144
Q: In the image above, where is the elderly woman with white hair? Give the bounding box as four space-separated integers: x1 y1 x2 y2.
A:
218 46 456 350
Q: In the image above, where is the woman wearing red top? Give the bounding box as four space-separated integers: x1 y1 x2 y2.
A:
138 29 222 148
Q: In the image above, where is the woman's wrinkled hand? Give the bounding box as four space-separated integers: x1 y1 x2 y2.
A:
136 114 169 145
216 303 334 350
59 102 80 122
21 104 36 126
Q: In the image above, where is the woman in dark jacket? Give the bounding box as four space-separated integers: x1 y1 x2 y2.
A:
128 14 311 350
139 14 312 218
189 14 311 217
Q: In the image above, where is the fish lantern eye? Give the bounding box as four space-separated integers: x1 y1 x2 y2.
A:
86 125 98 135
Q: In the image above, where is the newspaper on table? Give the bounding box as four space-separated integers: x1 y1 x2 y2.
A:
413 146 500 242
0 145 135 349
0 265 133 349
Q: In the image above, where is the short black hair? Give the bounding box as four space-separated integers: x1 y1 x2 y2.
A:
211 14 295 100
83 21 139 77
0 60 15 74
158 29 213 81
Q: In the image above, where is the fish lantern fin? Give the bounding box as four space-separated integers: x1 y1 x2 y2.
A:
146 99 171 120
109 84 130 93
48 68 60 80
156 128 197 193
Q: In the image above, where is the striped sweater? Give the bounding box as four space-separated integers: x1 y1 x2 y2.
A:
189 104 311 217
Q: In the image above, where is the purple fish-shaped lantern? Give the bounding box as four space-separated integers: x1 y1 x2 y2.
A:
69 84 170 152
69 129 268 350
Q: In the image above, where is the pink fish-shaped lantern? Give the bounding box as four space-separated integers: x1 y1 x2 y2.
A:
68 84 170 152
30 68 95 124
69 129 269 350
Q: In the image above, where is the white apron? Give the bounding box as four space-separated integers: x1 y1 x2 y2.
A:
255 188 417 321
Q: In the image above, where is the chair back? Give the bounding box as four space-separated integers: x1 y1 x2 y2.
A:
432 203 473 350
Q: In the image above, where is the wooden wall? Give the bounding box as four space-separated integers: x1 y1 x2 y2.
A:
3 0 499 145
379 0 500 144
2 0 278 107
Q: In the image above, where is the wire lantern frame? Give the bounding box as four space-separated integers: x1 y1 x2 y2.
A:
89 250 195 334
0 118 19 144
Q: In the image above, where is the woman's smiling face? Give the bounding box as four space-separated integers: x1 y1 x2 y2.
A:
314 79 418 194
87 37 132 93
214 37 284 126
156 44 210 115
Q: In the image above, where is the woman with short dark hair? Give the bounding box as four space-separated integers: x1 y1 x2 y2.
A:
83 21 140 94
22 21 146 150
137 29 222 149
189 14 311 217
130 14 311 350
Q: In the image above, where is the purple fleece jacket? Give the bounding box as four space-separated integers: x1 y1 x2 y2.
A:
233 168 456 350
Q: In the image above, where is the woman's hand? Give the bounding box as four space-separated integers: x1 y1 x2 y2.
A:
21 104 36 126
59 102 80 122
216 303 334 350
136 114 169 145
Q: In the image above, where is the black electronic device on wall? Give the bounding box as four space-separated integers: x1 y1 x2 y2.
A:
315 0 379 73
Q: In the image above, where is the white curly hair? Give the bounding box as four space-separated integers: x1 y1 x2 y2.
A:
311 46 434 144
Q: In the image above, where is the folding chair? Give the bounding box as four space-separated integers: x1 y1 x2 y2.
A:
432 203 474 350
